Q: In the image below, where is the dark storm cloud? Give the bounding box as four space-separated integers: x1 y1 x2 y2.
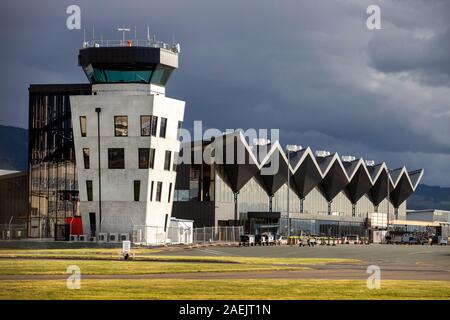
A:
0 0 450 186
368 27 450 85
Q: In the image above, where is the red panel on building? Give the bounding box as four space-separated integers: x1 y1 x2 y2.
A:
66 217 83 235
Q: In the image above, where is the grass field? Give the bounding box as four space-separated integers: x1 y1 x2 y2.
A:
0 259 309 275
1 247 448 300
1 279 449 300
0 248 360 265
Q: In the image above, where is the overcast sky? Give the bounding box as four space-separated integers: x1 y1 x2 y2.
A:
1 0 450 186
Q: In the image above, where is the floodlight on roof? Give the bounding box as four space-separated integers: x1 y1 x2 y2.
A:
341 155 356 162
315 150 331 157
365 160 375 166
253 138 271 146
286 144 302 152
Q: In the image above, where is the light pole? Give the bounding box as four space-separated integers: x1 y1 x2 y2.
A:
387 168 391 230
286 144 302 240
95 108 102 234
118 27 130 46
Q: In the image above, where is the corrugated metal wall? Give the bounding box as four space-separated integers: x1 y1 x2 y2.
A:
215 173 406 218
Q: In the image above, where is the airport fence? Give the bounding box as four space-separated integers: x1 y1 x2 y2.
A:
193 226 244 244
132 225 193 245
0 223 27 240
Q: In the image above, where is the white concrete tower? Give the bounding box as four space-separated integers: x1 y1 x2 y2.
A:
70 39 184 244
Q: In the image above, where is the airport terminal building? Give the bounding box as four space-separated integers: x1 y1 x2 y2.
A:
21 38 424 242
172 132 423 237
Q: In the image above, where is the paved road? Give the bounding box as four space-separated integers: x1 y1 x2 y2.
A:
160 244 450 267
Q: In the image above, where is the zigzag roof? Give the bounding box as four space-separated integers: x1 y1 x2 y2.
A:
185 131 423 207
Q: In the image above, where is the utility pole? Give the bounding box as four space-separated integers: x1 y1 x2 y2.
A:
286 145 301 240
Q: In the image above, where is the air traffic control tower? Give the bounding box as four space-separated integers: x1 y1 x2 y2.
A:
70 37 185 244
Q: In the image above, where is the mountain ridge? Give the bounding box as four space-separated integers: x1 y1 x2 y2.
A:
0 125 28 171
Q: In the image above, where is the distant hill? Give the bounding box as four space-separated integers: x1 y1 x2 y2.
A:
408 184 450 211
0 125 28 171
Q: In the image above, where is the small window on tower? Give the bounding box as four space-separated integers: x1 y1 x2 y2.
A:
134 180 141 201
177 121 183 139
160 117 167 138
151 116 158 136
108 148 125 169
80 116 87 137
164 214 169 232
138 148 150 169
114 116 128 136
156 181 163 202
164 150 171 171
149 148 156 169
140 115 151 136
168 183 172 203
82 148 90 169
150 181 154 201
86 180 93 201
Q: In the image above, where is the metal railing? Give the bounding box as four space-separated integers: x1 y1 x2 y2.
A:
82 39 179 53
193 226 243 244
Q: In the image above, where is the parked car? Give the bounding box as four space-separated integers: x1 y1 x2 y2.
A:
239 234 255 246
439 237 448 246
263 233 276 246
344 235 359 245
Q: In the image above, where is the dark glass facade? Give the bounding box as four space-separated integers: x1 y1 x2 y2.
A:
82 64 174 85
28 84 91 238
0 172 29 227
